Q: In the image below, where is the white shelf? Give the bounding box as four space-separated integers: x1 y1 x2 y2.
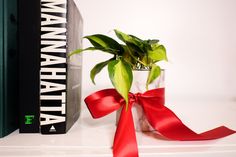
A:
1 100 236 157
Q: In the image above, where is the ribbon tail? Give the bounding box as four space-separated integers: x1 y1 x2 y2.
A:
113 104 139 157
143 105 236 141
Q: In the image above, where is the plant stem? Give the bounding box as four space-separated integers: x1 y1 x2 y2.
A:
145 83 149 91
126 47 147 66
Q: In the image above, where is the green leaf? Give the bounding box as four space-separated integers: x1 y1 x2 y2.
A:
146 39 159 45
144 39 159 50
84 34 124 55
148 45 168 62
114 29 133 43
114 29 149 65
122 45 135 66
68 47 96 57
114 29 145 52
126 42 144 56
141 55 151 65
68 46 120 57
146 64 161 90
108 59 133 109
129 35 143 43
90 58 115 84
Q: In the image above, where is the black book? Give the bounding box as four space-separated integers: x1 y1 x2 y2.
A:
40 0 83 134
0 0 19 137
18 0 41 133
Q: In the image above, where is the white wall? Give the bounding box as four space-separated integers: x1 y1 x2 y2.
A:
75 0 236 101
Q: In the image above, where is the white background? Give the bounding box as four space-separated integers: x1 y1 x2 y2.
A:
75 0 236 101
1 1 236 157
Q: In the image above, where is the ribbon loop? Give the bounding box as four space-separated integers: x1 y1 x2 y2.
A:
85 89 123 118
85 88 235 157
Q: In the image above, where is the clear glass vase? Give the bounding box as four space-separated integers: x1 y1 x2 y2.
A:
116 69 165 132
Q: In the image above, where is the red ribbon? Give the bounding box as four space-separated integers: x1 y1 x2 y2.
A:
85 88 235 157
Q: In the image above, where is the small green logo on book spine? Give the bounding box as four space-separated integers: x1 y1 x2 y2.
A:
25 115 34 124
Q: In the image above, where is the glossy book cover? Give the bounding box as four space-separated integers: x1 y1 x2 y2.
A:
0 0 18 138
18 0 41 133
40 0 83 134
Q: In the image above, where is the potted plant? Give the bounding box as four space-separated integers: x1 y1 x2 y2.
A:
69 29 168 130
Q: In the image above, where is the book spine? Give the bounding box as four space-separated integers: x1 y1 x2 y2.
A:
40 0 68 134
0 0 4 137
19 0 41 133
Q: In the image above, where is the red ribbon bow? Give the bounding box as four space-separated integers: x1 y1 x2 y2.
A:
85 88 235 157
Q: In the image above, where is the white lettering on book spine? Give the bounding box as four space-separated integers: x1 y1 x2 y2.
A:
40 0 67 127
41 68 66 80
41 54 66 66
41 0 67 13
41 81 65 93
40 114 66 126
41 40 66 53
41 27 66 40
41 13 66 26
